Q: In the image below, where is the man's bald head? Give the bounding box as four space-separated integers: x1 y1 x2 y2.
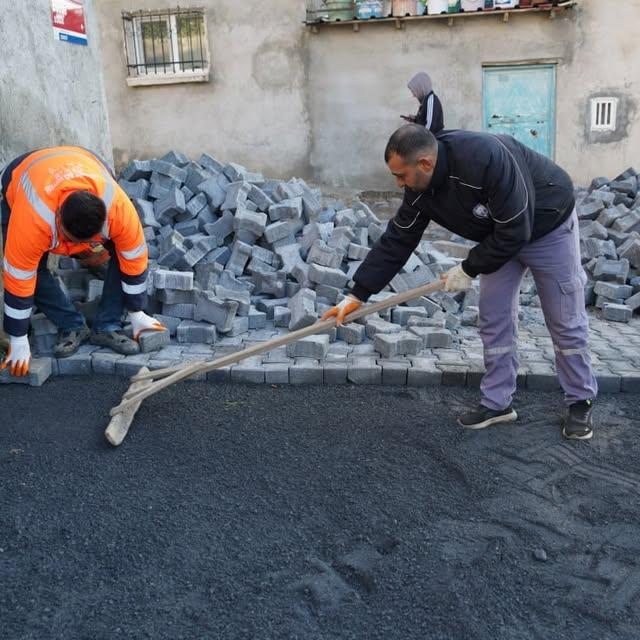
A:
385 125 438 192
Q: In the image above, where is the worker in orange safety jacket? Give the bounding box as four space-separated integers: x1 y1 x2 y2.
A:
0 146 165 377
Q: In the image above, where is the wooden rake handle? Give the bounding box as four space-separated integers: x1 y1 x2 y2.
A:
109 279 445 417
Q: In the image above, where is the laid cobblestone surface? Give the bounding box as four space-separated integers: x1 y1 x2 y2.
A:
16 308 639 393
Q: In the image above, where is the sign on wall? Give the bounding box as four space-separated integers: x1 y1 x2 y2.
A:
51 0 88 46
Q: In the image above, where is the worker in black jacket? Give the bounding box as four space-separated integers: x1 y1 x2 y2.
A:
401 72 444 134
323 125 597 440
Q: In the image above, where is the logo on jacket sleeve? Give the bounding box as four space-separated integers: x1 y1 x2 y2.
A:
472 203 490 220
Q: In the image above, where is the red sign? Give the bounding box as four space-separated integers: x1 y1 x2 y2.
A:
51 0 87 45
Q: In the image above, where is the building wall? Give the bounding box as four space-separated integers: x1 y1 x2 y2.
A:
95 0 639 189
95 0 311 178
307 0 640 188
0 0 112 166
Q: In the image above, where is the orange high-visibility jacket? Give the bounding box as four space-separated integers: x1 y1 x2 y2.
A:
2 147 148 337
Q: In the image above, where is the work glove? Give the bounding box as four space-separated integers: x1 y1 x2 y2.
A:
320 295 362 326
128 311 166 341
442 264 473 292
0 334 32 377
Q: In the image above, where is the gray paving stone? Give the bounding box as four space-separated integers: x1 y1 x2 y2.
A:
525 365 560 391
264 363 290 384
391 306 430 326
593 368 621 393
407 359 442 387
194 293 238 332
226 241 252 276
288 287 317 331
380 361 409 385
290 360 324 385
408 326 453 349
374 331 422 358
154 269 194 290
91 351 124 376
177 320 217 344
162 303 196 320
115 354 151 378
56 351 93 376
438 364 468 387
147 358 180 372
0 357 52 386
336 323 365 345
620 372 640 393
248 306 268 330
603 303 632 323
139 329 171 353
255 298 290 320
214 286 251 316
207 366 231 383
307 239 344 268
156 289 195 305
286 335 330 360
268 197 303 221
234 207 268 237
365 317 402 339
308 263 349 289
231 360 265 384
274 306 291 328
347 360 381 385
593 281 633 300
228 316 250 337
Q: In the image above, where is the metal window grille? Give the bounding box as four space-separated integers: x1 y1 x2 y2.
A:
122 7 208 77
590 97 618 132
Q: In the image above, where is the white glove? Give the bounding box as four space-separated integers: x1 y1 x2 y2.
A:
442 264 473 292
128 311 166 341
320 295 363 326
1 334 32 377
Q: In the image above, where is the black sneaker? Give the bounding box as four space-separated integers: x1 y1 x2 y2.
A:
563 399 594 441
458 405 518 430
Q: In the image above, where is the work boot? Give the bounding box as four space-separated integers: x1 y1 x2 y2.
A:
458 404 518 430
90 330 140 356
53 326 91 358
562 399 594 441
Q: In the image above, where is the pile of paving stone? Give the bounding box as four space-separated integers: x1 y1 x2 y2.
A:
26 156 640 372
31 151 482 359
574 167 640 323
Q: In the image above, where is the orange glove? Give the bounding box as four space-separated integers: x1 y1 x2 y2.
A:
129 311 166 341
1 335 31 377
321 295 362 326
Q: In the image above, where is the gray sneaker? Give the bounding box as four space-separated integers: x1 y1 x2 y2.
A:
90 330 140 356
53 326 91 358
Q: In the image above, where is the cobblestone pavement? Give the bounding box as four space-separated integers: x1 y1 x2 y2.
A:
4 307 639 394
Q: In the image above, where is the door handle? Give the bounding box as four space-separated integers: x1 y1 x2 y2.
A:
530 129 538 137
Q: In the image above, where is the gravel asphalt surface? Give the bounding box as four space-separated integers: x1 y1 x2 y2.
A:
2 378 640 640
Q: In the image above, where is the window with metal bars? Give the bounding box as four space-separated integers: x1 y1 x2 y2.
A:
590 97 618 132
122 8 209 84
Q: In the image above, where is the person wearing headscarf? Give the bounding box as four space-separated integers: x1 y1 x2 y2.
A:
402 72 444 134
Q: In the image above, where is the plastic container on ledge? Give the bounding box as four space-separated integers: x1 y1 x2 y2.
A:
356 0 384 18
461 0 485 10
428 0 449 14
324 0 356 21
392 0 418 16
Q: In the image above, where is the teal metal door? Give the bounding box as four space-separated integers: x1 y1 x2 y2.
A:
483 65 556 158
